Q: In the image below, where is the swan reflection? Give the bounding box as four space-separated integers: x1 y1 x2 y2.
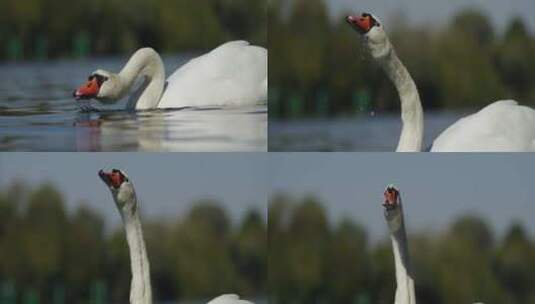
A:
74 106 267 151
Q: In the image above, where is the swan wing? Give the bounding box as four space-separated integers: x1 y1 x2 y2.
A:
206 294 254 304
431 100 535 152
158 40 267 108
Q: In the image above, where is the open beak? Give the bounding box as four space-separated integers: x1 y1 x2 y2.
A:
346 14 373 34
73 78 100 100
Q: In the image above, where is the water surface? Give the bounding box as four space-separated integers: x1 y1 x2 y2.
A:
269 111 470 151
0 55 266 151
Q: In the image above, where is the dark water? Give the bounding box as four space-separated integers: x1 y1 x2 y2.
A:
268 111 469 151
0 55 267 151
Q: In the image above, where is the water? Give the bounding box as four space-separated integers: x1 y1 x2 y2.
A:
269 111 470 151
0 55 267 151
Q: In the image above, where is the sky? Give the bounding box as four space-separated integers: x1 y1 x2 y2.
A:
2 153 535 242
325 0 535 33
270 153 535 241
0 153 267 229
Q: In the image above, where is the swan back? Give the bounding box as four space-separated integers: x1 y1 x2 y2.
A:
158 41 267 108
206 294 254 304
431 100 535 152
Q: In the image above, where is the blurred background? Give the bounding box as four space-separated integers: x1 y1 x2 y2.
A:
268 153 535 303
0 153 267 303
268 0 535 150
0 0 267 152
0 0 266 61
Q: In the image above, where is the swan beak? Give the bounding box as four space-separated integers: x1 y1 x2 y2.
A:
383 186 400 210
346 14 373 34
73 78 100 100
98 169 113 186
99 169 126 189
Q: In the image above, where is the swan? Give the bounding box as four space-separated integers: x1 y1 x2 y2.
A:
382 185 485 304
98 168 254 304
74 41 267 110
346 13 535 152
382 185 416 304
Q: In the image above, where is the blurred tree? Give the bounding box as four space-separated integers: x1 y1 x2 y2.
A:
0 182 265 302
326 219 370 302
144 221 177 301
21 183 68 292
286 197 329 302
64 204 106 302
233 210 267 295
173 201 237 298
437 216 505 303
451 10 495 47
106 229 130 302
496 18 535 102
435 28 505 108
0 0 265 59
269 3 535 119
155 0 226 51
496 223 535 304
215 0 267 45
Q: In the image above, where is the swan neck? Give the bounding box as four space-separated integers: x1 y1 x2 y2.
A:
388 210 416 304
118 48 166 110
378 50 424 152
121 199 152 304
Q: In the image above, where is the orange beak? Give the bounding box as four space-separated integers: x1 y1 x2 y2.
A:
346 14 373 34
98 169 124 189
73 78 100 100
383 187 400 209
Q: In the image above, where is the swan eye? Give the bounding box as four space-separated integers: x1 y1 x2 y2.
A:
89 74 108 85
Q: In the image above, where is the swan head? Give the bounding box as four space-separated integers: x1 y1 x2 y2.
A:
74 70 123 103
98 169 137 214
383 184 404 231
346 13 392 59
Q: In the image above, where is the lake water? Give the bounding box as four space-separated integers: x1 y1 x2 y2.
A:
269 111 470 151
0 55 267 151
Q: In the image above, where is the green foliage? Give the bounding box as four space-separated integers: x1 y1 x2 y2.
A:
268 195 535 304
0 182 265 302
0 0 266 60
269 0 535 118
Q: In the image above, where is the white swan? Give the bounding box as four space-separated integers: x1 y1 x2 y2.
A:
98 168 254 304
382 185 486 304
346 13 535 152
382 186 416 304
75 41 267 110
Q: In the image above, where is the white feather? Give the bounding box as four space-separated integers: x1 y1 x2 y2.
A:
159 41 267 108
206 294 255 304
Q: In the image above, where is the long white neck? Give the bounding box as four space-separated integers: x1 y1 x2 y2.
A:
117 48 166 110
120 197 152 304
377 50 424 152
386 206 416 304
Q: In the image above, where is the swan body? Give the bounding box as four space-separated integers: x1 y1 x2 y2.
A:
75 41 267 110
207 294 254 304
98 169 254 304
431 100 535 151
346 13 535 152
